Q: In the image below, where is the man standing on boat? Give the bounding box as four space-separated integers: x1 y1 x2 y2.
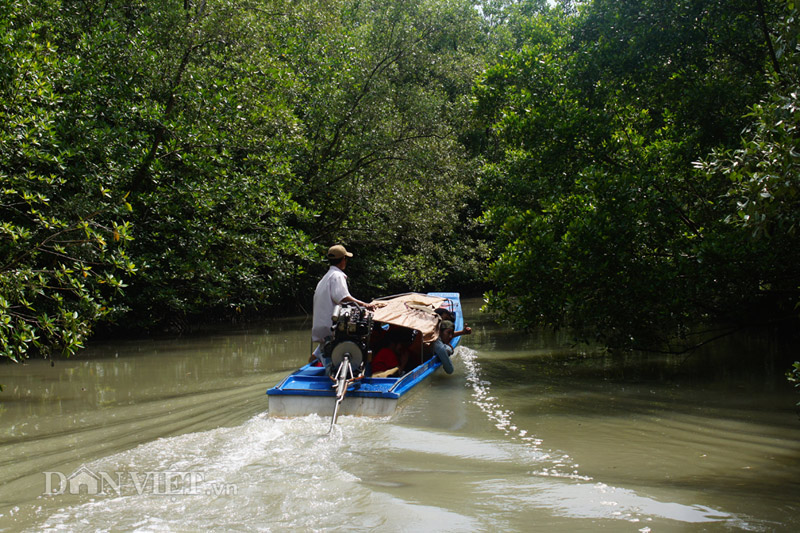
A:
310 244 374 366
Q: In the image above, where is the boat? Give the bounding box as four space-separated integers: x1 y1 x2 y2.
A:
266 292 463 420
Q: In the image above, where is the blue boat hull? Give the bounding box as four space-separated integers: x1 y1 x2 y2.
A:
267 292 463 417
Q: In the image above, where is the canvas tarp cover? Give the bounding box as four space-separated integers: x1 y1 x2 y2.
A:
369 293 444 343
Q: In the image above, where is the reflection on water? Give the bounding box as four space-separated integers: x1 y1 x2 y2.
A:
0 300 798 532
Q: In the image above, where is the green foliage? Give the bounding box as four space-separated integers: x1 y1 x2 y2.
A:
86 0 319 324
700 4 800 239
4 0 798 361
1 0 135 359
474 0 793 350
1 0 491 360
695 3 800 332
276 0 488 297
789 361 800 405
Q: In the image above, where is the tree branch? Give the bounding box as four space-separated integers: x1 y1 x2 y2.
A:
756 0 782 77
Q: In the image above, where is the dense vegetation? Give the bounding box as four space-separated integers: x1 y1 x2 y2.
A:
1 0 798 362
477 0 800 351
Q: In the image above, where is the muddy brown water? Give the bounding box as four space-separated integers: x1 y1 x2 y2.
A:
1 299 798 531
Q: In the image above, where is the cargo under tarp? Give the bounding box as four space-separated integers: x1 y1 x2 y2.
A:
369 293 445 344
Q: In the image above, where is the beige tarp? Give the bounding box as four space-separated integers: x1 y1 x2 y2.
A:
369 293 444 343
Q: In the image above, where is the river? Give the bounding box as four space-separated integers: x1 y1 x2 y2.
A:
1 298 798 531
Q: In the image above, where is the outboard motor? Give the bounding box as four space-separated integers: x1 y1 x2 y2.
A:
325 302 373 372
325 302 373 430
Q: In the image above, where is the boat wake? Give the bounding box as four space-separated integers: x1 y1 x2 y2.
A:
15 349 761 532
22 408 762 532
456 346 759 531
458 346 588 480
28 415 401 532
